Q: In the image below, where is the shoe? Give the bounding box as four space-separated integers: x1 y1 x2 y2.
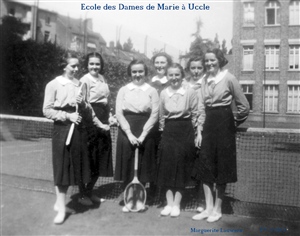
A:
207 212 222 223
53 211 65 224
192 210 211 221
160 205 173 216
122 206 130 213
90 195 101 203
119 200 125 206
170 206 180 217
78 196 93 206
197 206 204 213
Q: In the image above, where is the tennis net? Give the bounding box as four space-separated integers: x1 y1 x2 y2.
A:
1 114 299 221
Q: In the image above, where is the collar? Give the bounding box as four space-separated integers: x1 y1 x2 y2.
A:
127 82 150 91
152 75 168 84
166 86 186 97
56 76 80 86
207 69 228 85
87 73 104 83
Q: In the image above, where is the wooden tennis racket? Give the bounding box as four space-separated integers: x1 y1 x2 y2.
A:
123 147 147 212
65 82 87 145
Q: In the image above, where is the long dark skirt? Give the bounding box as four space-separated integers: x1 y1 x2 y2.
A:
157 119 196 188
87 103 113 177
52 121 90 186
192 105 237 184
114 112 157 184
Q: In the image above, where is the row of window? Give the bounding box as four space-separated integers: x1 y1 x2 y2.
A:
243 45 299 70
243 0 300 26
242 84 300 113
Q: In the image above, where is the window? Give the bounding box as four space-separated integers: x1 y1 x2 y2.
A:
289 45 300 70
265 46 280 70
264 85 278 112
265 1 280 25
290 0 300 25
242 85 253 110
44 31 50 42
9 8 15 16
243 2 254 25
46 16 51 25
243 46 254 70
287 85 300 113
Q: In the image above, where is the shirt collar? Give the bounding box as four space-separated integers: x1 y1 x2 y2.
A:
56 76 80 86
87 73 104 83
152 75 168 84
207 69 228 85
166 86 186 97
127 82 150 91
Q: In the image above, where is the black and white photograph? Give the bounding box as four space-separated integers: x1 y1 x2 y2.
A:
1 0 299 235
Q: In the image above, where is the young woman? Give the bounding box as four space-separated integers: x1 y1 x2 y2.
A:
79 52 113 206
157 63 198 217
183 56 205 91
149 52 173 94
114 59 159 212
193 48 250 222
43 52 103 224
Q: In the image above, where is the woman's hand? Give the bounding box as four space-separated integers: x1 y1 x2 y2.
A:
127 133 139 146
68 112 82 125
100 124 110 131
76 94 85 107
137 136 145 145
195 132 202 148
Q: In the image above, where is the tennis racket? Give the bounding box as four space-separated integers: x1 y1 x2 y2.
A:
123 147 147 212
65 82 88 145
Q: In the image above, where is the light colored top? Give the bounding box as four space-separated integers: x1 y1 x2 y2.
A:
197 69 250 131
80 73 110 104
159 86 199 131
149 75 168 94
116 82 159 139
182 77 203 91
43 76 103 127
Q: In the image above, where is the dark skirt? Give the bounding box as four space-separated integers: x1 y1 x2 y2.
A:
87 103 113 177
52 121 90 186
114 112 157 183
157 119 196 188
192 105 237 184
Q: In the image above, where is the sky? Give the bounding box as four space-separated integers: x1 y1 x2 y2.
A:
17 0 233 61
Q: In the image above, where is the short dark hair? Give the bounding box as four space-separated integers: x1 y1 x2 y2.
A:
167 63 185 78
151 52 173 66
127 59 148 77
83 52 105 74
59 52 78 71
186 56 204 72
205 48 228 68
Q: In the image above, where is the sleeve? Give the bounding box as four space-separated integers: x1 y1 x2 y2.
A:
158 92 166 131
189 89 199 128
228 75 250 125
197 86 206 132
43 81 68 121
139 88 159 140
116 86 132 135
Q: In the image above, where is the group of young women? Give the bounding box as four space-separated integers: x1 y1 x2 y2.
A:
43 48 250 225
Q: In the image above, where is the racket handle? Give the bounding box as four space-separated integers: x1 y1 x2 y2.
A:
66 123 75 145
134 147 139 174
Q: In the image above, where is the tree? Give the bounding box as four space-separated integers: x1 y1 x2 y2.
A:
123 38 133 52
180 17 216 59
214 34 220 49
221 39 228 55
116 40 123 50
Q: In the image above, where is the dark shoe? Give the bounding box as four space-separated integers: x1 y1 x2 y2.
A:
119 200 125 206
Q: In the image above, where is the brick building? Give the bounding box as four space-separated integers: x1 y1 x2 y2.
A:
232 0 300 128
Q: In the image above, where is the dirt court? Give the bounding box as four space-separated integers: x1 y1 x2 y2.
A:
1 184 299 236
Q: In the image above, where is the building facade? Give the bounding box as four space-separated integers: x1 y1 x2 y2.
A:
0 0 105 53
232 0 300 129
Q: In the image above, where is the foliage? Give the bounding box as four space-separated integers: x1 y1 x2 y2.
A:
123 38 133 52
